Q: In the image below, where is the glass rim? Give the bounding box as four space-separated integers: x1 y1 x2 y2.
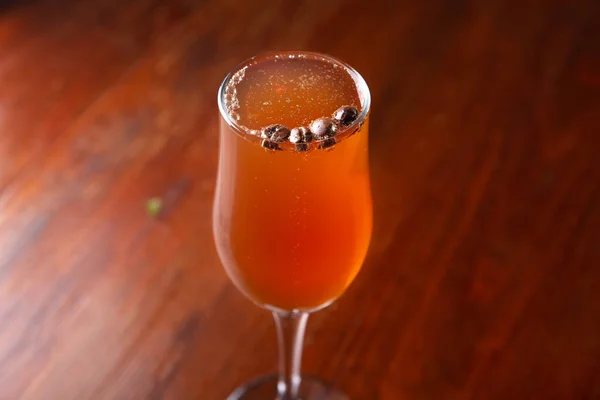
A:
217 50 371 138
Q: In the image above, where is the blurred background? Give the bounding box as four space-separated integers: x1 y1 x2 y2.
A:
0 0 599 399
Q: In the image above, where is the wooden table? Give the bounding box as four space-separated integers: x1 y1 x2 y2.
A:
0 0 599 399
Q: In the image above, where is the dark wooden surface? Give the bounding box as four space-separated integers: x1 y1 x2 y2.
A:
0 0 599 399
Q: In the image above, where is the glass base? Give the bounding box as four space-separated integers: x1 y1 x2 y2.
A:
226 374 348 400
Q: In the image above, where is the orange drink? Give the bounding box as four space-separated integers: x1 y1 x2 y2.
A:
214 53 371 310
213 51 371 400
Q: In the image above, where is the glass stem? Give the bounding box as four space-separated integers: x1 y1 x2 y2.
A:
273 310 309 400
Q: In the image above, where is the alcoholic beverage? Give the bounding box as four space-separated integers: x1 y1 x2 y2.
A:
213 51 371 399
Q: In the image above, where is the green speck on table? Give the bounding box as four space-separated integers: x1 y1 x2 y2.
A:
146 197 163 217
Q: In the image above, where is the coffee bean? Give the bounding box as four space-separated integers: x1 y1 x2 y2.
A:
295 143 309 152
290 126 313 144
261 139 280 151
333 106 359 127
262 124 291 142
310 118 338 139
320 137 337 150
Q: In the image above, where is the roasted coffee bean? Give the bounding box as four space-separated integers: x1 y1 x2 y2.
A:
320 137 337 150
333 106 359 127
261 139 280 151
295 143 309 152
310 118 338 139
261 124 290 142
290 126 313 143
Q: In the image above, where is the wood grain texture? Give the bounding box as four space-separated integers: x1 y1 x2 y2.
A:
0 0 599 399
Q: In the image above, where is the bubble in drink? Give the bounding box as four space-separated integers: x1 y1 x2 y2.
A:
225 85 236 96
